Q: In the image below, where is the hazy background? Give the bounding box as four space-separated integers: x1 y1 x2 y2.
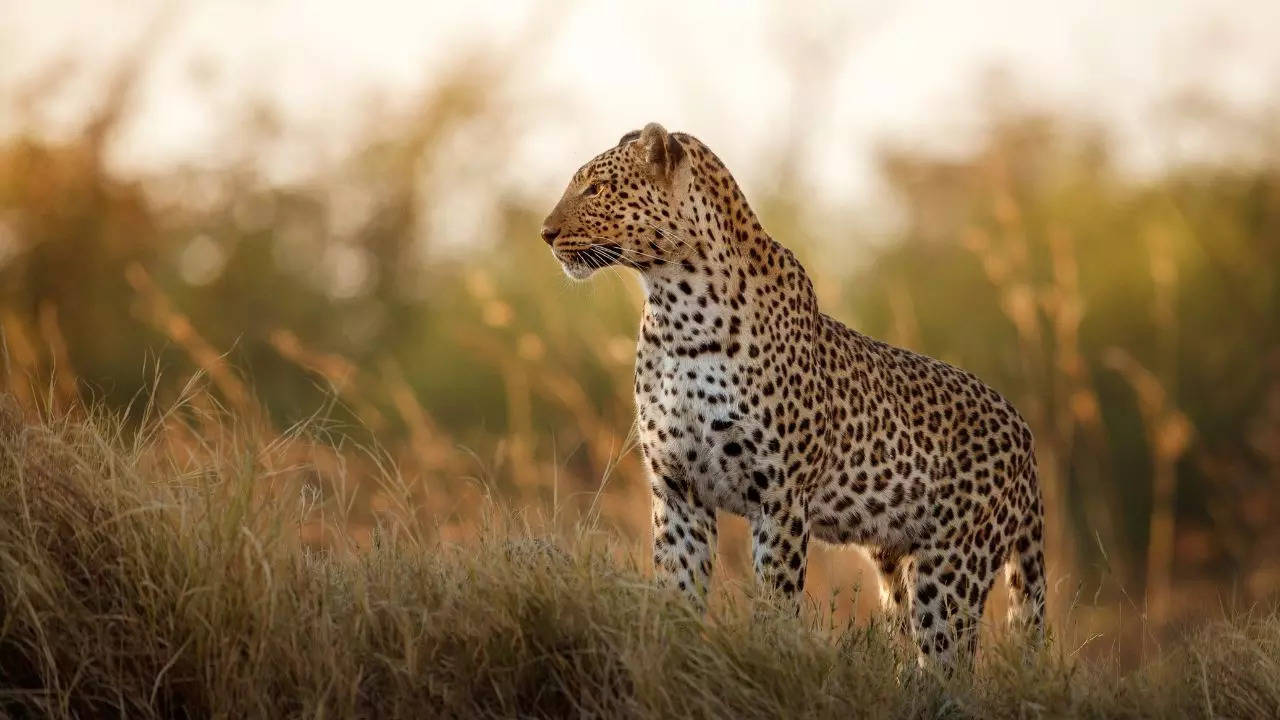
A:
2 0 1279 658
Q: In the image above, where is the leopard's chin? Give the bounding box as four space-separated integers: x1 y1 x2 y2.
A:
559 260 598 281
552 249 597 280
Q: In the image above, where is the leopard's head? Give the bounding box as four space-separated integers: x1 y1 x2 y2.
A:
540 122 693 280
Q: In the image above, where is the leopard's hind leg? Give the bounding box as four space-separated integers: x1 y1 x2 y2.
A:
1005 456 1047 647
910 543 1000 668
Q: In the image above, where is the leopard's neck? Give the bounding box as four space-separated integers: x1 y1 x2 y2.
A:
637 183 817 357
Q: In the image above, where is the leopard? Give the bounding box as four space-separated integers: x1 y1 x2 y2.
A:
539 122 1046 665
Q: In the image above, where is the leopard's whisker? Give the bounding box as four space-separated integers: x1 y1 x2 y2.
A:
582 235 666 266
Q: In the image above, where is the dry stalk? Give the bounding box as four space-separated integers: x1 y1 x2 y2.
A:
1104 347 1193 628
124 262 269 431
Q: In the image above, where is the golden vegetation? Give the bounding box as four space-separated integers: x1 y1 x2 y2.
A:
1 30 1279 703
3 396 1280 718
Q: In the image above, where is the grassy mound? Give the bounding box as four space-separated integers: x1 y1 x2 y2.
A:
0 396 1278 718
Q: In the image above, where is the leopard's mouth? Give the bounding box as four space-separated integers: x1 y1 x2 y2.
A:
552 242 624 280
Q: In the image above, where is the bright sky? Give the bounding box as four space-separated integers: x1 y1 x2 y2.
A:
3 0 1278 218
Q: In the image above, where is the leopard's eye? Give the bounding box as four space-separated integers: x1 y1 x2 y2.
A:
583 182 600 197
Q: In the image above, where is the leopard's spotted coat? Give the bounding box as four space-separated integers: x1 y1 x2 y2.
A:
540 123 1046 664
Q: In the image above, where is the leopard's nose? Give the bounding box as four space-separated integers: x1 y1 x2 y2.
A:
540 225 561 245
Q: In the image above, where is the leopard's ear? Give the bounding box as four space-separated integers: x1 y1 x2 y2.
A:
638 122 684 181
616 129 641 147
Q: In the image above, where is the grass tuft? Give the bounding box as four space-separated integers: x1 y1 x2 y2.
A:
0 394 1278 718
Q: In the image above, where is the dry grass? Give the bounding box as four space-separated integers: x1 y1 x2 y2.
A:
0 394 1278 719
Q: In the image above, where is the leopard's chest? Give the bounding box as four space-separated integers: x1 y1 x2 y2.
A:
634 347 766 512
636 350 735 445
